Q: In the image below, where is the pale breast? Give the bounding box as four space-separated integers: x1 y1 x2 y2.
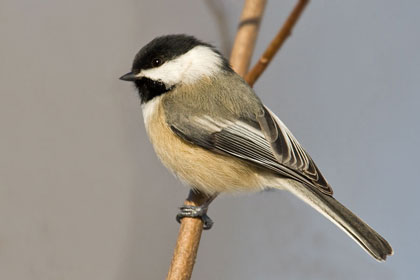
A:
141 96 271 195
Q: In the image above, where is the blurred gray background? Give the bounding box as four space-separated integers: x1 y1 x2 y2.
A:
1 0 418 279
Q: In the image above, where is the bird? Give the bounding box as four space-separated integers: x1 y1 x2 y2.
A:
120 34 393 261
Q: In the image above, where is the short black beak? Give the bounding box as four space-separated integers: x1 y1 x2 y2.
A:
119 72 138 81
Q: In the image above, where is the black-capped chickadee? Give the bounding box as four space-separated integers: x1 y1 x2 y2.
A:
120 34 393 261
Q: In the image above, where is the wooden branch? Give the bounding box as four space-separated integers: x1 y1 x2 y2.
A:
245 0 309 87
166 1 267 279
166 190 210 280
230 0 267 77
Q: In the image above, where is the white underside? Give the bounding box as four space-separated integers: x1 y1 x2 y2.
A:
141 95 162 129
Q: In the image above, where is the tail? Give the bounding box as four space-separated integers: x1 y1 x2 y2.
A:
280 179 393 261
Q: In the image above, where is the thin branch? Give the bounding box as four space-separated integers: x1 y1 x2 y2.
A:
230 0 267 77
204 0 233 56
166 1 267 279
166 191 210 280
245 0 309 87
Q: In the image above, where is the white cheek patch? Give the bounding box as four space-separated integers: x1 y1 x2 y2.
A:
137 46 223 86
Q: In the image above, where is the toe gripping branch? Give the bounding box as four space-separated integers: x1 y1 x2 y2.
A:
176 204 214 230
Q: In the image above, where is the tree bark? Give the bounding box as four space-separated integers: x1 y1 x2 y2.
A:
245 0 309 87
230 0 267 76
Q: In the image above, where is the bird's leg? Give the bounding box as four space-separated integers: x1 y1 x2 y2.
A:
176 192 218 230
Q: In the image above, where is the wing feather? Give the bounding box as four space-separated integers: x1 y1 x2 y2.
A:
261 106 332 194
169 107 332 195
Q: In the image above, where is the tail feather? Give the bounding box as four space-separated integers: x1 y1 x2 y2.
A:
280 179 393 261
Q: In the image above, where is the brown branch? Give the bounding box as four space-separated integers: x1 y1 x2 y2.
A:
166 1 267 279
166 190 210 280
230 0 267 77
245 0 309 87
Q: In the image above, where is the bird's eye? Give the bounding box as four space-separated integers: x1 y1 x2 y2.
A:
151 58 162 67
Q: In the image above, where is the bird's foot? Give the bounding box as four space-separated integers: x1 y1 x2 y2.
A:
176 205 214 230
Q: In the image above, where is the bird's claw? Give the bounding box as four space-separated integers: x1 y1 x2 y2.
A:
176 205 214 230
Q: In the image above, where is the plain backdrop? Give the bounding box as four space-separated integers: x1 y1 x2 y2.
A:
1 0 419 279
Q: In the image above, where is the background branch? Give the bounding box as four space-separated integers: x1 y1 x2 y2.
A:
245 0 309 86
230 0 267 76
204 0 233 56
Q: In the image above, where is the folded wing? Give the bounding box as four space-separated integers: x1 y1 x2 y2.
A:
169 106 332 195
